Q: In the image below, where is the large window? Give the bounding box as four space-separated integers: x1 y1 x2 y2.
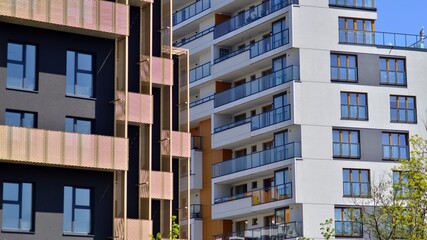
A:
63 186 92 235
331 54 357 82
7 42 37 91
66 51 94 98
333 130 360 158
339 17 374 44
380 58 406 85
343 169 370 197
341 92 368 120
393 171 409 198
382 132 409 160
5 110 36 128
390 95 416 123
65 117 93 134
335 207 362 237
2 182 33 231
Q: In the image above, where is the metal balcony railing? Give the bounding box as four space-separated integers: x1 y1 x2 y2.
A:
189 95 214 108
173 0 210 26
175 27 214 47
214 0 298 39
191 136 202 150
329 0 376 9
214 66 299 107
212 143 301 178
190 62 211 83
212 222 303 240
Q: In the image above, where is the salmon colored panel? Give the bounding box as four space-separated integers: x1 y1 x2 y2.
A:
46 131 62 165
113 138 128 170
82 0 97 30
114 218 125 239
97 136 113 169
139 58 149 83
10 127 27 161
66 0 80 28
115 3 128 35
127 219 152 240
162 171 173 200
139 170 150 198
99 1 113 32
63 133 79 166
0 0 13 16
160 130 170 155
29 129 45 163
15 0 31 19
0 126 9 159
140 94 153 124
49 1 64 25
80 134 96 168
32 0 48 22
115 91 126 121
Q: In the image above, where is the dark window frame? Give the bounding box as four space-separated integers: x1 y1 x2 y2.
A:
340 92 368 120
66 50 95 98
5 109 37 128
6 42 38 91
343 169 370 198
63 186 93 235
390 95 417 123
333 129 361 158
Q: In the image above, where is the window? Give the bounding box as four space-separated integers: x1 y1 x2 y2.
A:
393 171 409 197
333 130 360 158
2 182 33 231
390 96 416 123
275 207 290 224
380 58 406 85
7 42 37 91
339 17 374 44
335 207 362 237
66 51 94 98
65 117 93 134
5 110 36 128
341 92 368 120
382 132 409 160
274 168 292 198
343 169 370 197
63 186 92 235
331 54 357 82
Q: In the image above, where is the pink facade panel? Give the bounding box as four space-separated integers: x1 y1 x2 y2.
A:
80 134 96 168
63 133 79 166
128 92 152 124
139 170 150 198
97 136 113 169
127 219 152 240
10 127 26 161
0 1 13 15
161 130 191 158
28 130 44 163
99 1 114 33
113 138 128 170
15 0 31 19
82 0 97 30
152 57 173 86
151 171 173 200
46 131 62 165
49 1 64 25
115 3 128 36
66 0 80 28
33 0 47 21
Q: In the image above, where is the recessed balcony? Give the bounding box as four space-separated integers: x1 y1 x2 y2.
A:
0 0 129 38
174 27 214 48
0 125 128 171
190 62 211 84
212 222 303 240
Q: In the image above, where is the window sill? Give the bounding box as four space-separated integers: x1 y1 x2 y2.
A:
66 94 96 101
6 87 38 94
63 233 95 238
343 195 371 198
1 229 35 234
333 156 361 159
331 79 358 83
390 121 417 124
341 118 368 121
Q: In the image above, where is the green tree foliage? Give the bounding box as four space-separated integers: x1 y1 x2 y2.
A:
320 218 335 239
150 215 180 240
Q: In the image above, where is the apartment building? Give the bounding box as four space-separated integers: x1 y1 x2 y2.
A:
0 0 190 239
173 0 427 239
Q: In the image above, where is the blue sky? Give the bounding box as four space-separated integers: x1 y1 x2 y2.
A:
376 0 427 34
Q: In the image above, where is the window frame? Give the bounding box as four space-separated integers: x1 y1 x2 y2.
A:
335 207 363 237
66 50 95 99
65 116 94 134
6 42 38 92
340 92 368 120
63 186 93 235
380 57 407 86
5 109 37 128
390 95 417 123
1 181 34 232
382 132 409 160
330 53 358 82
333 129 361 158
343 169 370 198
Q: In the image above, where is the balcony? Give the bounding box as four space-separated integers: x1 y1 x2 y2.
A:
214 66 299 108
214 105 291 133
215 183 292 206
175 27 214 47
341 104 368 120
0 0 129 38
143 57 173 86
180 149 202 191
214 0 297 39
331 66 358 82
380 70 406 85
139 170 173 200
161 130 191 158
212 222 303 240
214 29 289 64
128 92 152 125
212 143 301 178
190 62 211 84
339 30 426 50
329 0 376 9
383 145 409 160
173 0 210 26
190 95 214 122
191 136 202 150
180 204 202 220
127 219 153 240
0 125 128 171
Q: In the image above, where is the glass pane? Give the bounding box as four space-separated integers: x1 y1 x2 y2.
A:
379 59 386 70
65 118 74 132
356 20 363 31
335 209 342 221
343 182 351 195
2 203 20 230
343 209 351 221
361 171 369 182
25 45 36 90
77 53 92 71
407 97 415 109
75 73 93 97
393 171 400 184
330 55 338 67
76 120 92 134
74 208 91 234
391 134 398 145
333 130 340 142
339 18 345 29
21 183 32 231
350 94 357 105
359 94 366 106
3 182 19 201
8 43 23 61
397 59 405 71
343 170 350 181
348 56 356 67
66 51 75 95
7 63 24 88
342 131 349 143
389 59 396 71
398 96 405 108
339 56 346 67
365 21 372 31
399 134 407 146
341 93 347 104
390 96 396 107
63 187 73 232
350 131 358 143
75 188 90 206
5 112 21 127
22 113 35 128
382 133 389 145
347 19 354 30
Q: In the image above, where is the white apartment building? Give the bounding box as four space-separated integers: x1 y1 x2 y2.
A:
173 0 427 239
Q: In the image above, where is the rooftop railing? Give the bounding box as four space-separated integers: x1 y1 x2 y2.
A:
214 0 298 39
173 0 210 26
329 0 376 9
174 27 214 47
214 66 299 108
212 222 303 240
212 143 301 178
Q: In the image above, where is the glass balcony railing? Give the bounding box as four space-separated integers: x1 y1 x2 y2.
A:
214 183 292 205
190 62 211 83
380 70 406 85
343 181 371 197
214 29 289 64
212 143 301 178
383 145 409 160
214 66 299 108
214 0 298 39
174 27 214 47
339 30 426 49
190 204 202 219
390 108 417 123
341 104 368 120
331 66 358 82
189 95 214 108
173 0 210 26
333 142 360 158
214 105 291 133
191 136 202 150
329 0 376 9
212 222 303 240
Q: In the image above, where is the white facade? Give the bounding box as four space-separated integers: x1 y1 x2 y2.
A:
174 0 427 239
